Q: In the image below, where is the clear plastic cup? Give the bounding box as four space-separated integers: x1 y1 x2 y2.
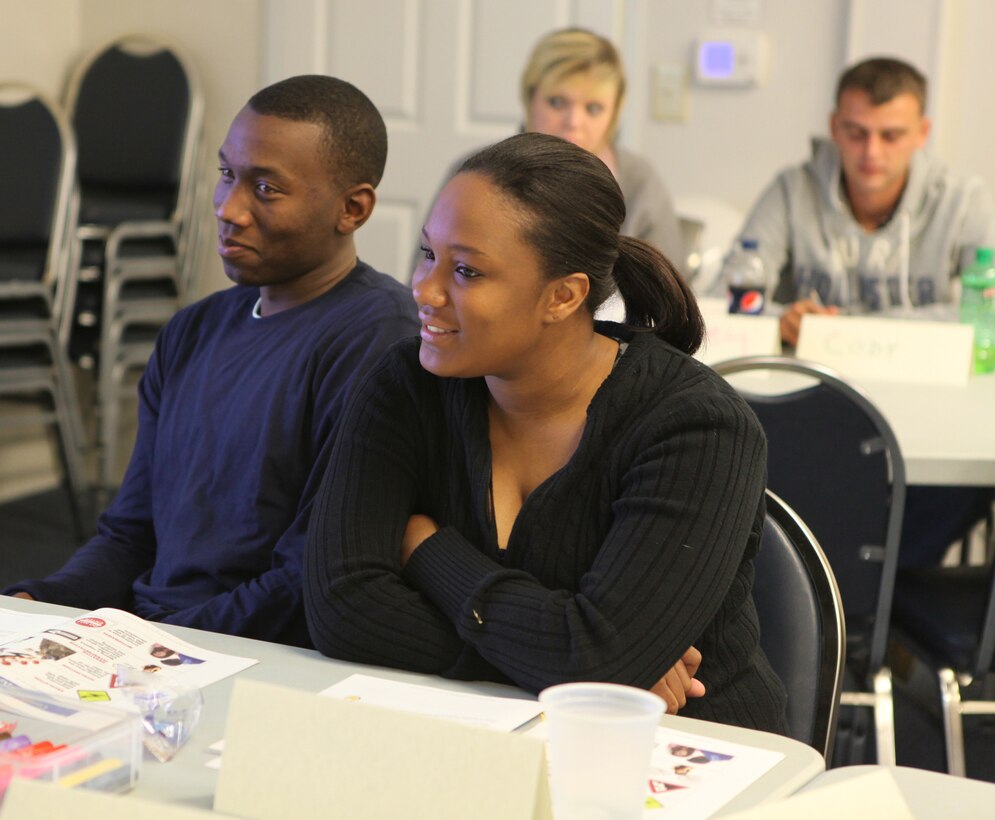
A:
539 682 663 820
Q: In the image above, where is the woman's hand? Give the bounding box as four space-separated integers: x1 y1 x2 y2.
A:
401 514 439 567
11 592 33 601
650 646 706 715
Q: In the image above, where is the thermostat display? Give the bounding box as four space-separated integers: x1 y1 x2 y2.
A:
700 42 736 78
695 31 768 87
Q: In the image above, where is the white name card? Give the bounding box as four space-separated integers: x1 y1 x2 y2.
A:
214 679 552 820
722 769 913 819
696 312 781 365
796 314 974 386
0 779 216 820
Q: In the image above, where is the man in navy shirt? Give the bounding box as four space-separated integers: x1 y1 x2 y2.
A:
5 76 419 645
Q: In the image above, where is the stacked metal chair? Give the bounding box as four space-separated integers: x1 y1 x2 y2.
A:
62 33 204 496
0 84 90 534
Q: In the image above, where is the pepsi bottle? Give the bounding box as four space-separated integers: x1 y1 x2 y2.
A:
726 239 766 315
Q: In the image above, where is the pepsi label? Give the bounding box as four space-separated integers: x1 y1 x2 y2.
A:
728 286 765 315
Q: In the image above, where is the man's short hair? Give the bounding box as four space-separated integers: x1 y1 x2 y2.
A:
248 75 387 189
836 57 927 112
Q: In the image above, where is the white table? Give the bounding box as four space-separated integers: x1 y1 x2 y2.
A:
853 376 995 487
800 764 995 818
0 597 825 816
721 369 995 487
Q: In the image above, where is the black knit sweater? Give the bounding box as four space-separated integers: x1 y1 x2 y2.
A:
305 323 789 733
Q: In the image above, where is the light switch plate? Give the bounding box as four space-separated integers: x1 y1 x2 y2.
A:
652 62 688 122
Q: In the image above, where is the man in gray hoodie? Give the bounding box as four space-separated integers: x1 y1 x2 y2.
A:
729 56 995 347
727 57 995 567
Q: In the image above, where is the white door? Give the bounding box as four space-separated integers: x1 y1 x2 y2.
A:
262 0 624 282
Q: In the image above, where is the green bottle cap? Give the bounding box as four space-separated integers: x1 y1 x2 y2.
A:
975 247 994 265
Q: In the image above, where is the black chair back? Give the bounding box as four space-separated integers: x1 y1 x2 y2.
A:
713 357 904 681
755 490 845 759
752 383 886 649
66 35 201 231
0 85 75 306
72 41 189 196
0 92 65 273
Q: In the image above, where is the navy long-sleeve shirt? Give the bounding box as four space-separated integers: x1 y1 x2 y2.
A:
9 261 418 645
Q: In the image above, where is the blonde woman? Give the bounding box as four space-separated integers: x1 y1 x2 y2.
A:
412 29 684 281
521 28 682 263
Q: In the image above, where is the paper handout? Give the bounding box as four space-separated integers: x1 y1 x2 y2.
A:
319 672 543 732
0 607 256 706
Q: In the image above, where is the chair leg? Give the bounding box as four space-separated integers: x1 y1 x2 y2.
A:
872 667 896 766
938 667 967 776
50 375 92 539
98 387 120 499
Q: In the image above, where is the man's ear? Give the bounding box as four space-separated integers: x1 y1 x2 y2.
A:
336 183 377 234
544 272 590 324
917 114 932 149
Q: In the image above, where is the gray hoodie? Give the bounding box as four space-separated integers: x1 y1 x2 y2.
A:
725 139 995 311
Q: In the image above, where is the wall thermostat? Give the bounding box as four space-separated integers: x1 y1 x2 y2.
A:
694 31 768 87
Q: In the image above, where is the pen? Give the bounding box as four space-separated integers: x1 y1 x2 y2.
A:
513 711 545 734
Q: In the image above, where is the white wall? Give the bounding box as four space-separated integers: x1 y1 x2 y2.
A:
932 0 995 192
634 0 848 214
0 0 81 97
2 0 994 500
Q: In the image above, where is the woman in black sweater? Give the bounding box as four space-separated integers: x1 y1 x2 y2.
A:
305 133 788 732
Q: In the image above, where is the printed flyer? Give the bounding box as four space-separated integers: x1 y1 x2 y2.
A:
0 607 256 705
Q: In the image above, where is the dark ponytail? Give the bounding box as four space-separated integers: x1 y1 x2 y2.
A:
459 132 703 354
614 236 704 355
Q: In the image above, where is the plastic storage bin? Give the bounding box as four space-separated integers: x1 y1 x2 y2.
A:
0 688 141 803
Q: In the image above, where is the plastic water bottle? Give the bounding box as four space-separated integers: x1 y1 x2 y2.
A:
726 239 766 314
959 247 995 374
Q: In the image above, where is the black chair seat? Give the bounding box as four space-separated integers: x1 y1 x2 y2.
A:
79 185 177 225
893 565 991 675
120 323 164 345
0 299 50 320
0 244 48 282
79 234 178 268
0 342 54 369
119 279 179 300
